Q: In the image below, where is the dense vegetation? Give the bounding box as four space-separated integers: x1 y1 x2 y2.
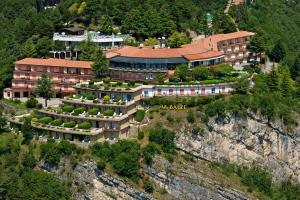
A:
0 133 72 199
210 162 300 200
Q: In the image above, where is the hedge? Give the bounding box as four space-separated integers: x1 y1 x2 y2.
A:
62 105 74 113
38 117 53 124
88 108 99 115
134 110 145 122
77 122 92 129
103 109 114 116
63 121 76 128
51 118 63 126
74 107 86 115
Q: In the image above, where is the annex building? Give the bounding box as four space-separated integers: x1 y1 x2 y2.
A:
107 31 254 81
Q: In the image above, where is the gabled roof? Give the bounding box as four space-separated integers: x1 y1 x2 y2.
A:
15 58 93 69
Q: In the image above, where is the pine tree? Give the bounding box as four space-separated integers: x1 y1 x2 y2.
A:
290 54 300 80
36 71 53 107
268 69 280 92
269 40 286 63
280 69 294 97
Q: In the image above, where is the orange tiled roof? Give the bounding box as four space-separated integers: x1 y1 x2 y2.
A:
15 58 93 69
184 51 224 61
109 31 254 60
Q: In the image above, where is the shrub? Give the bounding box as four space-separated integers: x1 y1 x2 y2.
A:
63 121 76 128
149 127 175 153
36 103 43 109
138 131 144 140
134 110 145 122
31 117 38 122
210 64 233 77
103 109 114 116
77 122 92 129
143 142 160 165
85 93 96 100
143 179 154 193
62 105 74 113
102 77 111 83
187 109 195 123
51 119 63 126
25 97 38 108
38 117 53 124
192 66 209 80
128 80 135 87
97 160 106 170
103 95 110 101
88 108 99 115
74 107 86 115
116 80 123 86
166 114 174 123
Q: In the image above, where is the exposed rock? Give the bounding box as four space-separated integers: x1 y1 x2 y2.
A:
40 158 153 200
146 156 249 200
175 112 300 183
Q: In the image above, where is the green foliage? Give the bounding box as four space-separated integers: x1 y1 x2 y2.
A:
103 95 110 101
25 96 38 108
210 64 233 77
143 142 160 165
51 118 63 126
192 66 209 81
23 154 37 169
90 140 140 180
166 32 190 48
88 108 99 115
241 165 272 196
128 80 136 87
63 121 76 128
74 106 86 115
62 105 75 113
149 127 175 154
97 159 106 170
40 140 82 166
103 109 114 116
174 64 189 82
0 115 7 131
144 37 160 46
137 131 145 140
21 118 34 142
38 117 53 124
36 71 53 107
186 109 195 123
166 114 174 123
77 122 92 129
134 110 145 122
143 179 154 193
269 40 286 63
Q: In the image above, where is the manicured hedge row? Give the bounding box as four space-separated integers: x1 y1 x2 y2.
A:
78 122 92 129
38 117 53 124
74 107 86 115
62 105 75 113
51 118 63 126
103 109 114 116
89 108 99 115
63 121 76 128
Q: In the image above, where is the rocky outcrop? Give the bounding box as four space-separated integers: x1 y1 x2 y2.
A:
146 156 249 200
175 112 300 183
41 159 153 200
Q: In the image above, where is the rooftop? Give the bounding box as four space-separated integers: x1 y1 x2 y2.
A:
108 31 254 60
15 58 94 69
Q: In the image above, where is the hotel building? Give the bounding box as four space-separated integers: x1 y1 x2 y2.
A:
3 58 94 99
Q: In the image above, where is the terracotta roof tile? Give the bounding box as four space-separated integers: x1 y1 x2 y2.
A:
15 58 93 69
184 51 224 61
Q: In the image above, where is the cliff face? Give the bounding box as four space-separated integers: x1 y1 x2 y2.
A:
175 111 300 183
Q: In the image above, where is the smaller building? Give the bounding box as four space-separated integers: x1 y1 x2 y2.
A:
53 29 129 49
3 58 95 99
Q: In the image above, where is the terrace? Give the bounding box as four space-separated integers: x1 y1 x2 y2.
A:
40 105 132 122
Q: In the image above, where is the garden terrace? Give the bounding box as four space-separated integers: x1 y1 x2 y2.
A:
63 95 137 107
39 108 132 122
8 116 103 136
74 81 142 92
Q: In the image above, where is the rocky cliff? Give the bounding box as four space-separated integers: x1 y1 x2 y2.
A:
175 111 300 183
